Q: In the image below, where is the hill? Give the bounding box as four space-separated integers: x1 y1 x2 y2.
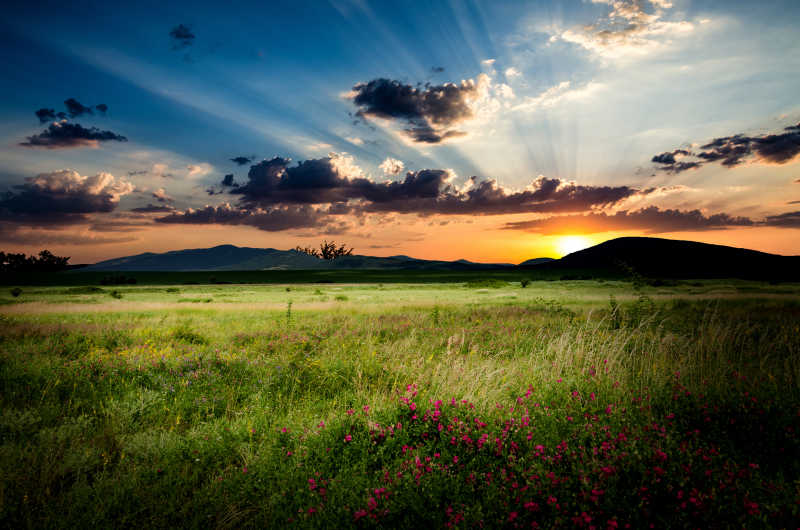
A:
82 245 515 271
522 237 800 280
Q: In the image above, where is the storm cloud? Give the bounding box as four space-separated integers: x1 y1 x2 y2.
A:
230 154 648 216
653 123 800 172
502 206 756 235
20 121 127 149
348 78 479 143
0 170 134 225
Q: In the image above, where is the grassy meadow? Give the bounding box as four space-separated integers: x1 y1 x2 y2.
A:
1 278 799 527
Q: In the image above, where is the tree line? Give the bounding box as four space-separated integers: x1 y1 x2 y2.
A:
0 250 70 272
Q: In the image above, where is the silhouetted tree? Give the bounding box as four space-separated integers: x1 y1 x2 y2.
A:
0 249 70 272
295 240 353 260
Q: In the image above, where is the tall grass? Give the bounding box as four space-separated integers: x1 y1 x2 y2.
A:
0 290 798 527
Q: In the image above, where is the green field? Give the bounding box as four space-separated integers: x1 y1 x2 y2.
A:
1 279 799 527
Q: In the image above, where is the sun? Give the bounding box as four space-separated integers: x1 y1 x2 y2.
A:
556 235 592 257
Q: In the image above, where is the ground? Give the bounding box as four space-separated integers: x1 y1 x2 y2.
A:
1 279 798 527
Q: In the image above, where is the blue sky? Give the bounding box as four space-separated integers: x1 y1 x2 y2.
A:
1 0 799 262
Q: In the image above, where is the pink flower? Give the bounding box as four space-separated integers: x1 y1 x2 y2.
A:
346 409 355 415
242 467 248 473
453 455 459 464
344 434 352 442
363 405 370 413
280 427 289 433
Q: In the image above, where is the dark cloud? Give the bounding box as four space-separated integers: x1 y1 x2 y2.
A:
20 121 127 149
653 123 800 172
64 98 94 118
651 149 691 165
764 210 800 228
95 104 108 114
169 24 195 49
130 204 175 213
502 206 756 235
35 108 56 123
128 170 148 176
349 78 477 143
221 174 236 187
230 154 651 217
155 203 329 232
230 156 253 166
0 170 134 225
431 66 445 73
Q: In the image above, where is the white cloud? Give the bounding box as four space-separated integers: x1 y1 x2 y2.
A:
555 0 694 60
513 80 605 112
379 157 405 176
186 163 213 178
345 136 365 146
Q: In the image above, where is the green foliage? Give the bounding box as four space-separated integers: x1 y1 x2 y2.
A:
109 290 123 299
10 287 22 297
520 279 531 288
334 294 348 301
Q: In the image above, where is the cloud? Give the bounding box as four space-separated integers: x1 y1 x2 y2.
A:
64 98 94 118
513 81 604 112
764 210 800 228
503 206 755 234
35 108 57 123
379 157 405 176
505 67 521 79
130 204 175 213
169 24 195 49
152 188 173 203
431 66 445 73
0 169 134 225
221 174 236 187
155 203 333 232
653 123 800 172
0 224 137 246
554 0 693 59
20 120 127 149
34 100 109 123
187 163 213 178
230 156 253 166
345 136 364 146
347 77 482 143
230 153 655 217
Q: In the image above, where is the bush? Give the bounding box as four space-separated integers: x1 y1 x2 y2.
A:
520 279 531 288
9 287 22 297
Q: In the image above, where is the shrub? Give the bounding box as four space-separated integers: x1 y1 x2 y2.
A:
9 287 22 297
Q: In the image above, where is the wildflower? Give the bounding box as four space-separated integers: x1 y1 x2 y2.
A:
242 467 248 473
453 455 459 464
363 405 370 413
280 427 289 433
346 409 355 415
344 434 352 442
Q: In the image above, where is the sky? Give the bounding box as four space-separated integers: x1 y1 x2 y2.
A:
1 0 799 264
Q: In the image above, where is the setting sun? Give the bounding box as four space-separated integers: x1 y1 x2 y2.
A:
556 235 592 257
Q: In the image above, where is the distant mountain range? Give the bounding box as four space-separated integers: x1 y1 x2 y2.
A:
81 238 799 280
83 245 519 271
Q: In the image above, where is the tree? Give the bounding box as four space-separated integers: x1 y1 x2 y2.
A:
295 240 353 260
0 249 70 272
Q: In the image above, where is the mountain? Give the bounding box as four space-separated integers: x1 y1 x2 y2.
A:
518 257 556 266
82 245 515 271
521 237 800 280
